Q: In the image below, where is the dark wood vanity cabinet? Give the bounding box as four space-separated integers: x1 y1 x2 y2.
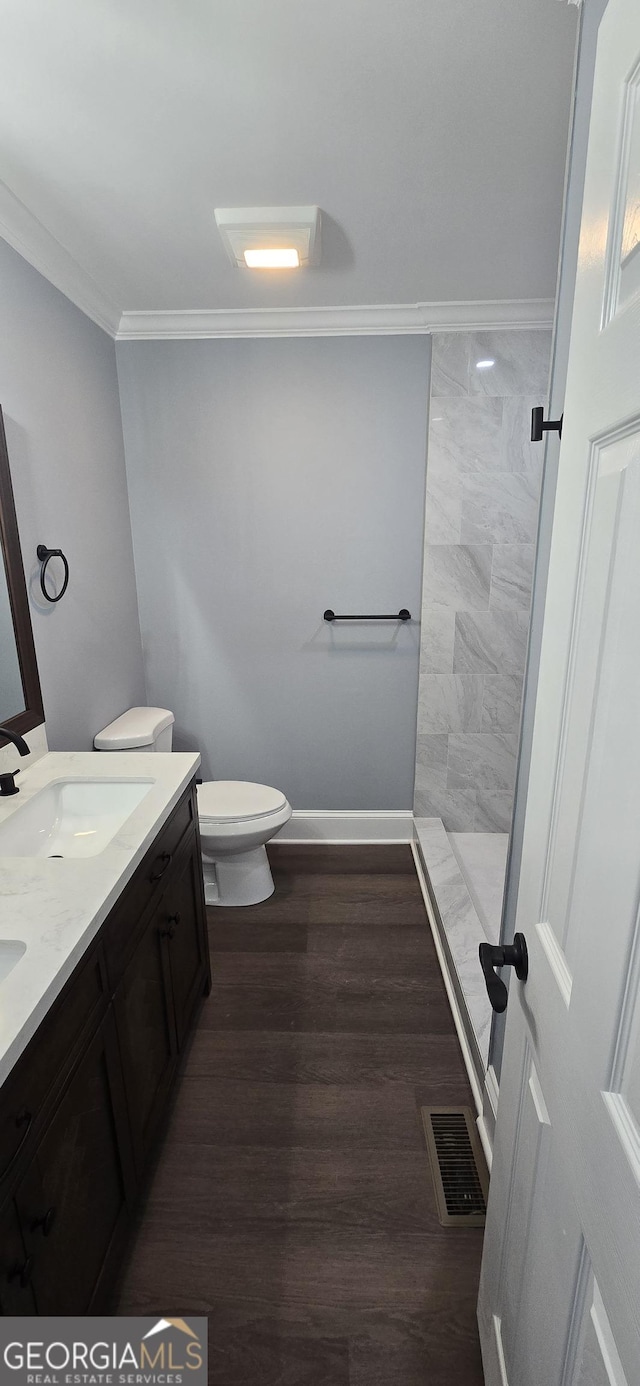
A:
114 896 177 1178
163 836 210 1049
0 778 210 1315
0 1201 36 1315
14 1011 135 1315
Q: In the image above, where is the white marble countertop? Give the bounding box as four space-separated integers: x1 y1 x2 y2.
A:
0 750 200 1084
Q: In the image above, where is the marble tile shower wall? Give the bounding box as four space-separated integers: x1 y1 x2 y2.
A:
414 330 552 832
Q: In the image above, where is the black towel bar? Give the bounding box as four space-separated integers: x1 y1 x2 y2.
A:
324 609 411 622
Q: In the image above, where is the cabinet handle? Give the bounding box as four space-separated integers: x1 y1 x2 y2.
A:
0 1107 33 1182
159 912 181 941
8 1255 33 1289
149 851 172 883
32 1206 56 1237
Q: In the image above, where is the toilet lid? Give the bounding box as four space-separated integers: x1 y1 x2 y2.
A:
197 780 287 822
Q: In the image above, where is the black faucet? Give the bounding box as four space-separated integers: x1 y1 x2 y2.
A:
0 726 30 796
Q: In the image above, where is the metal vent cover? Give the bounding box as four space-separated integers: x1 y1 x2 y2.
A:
421 1106 489 1226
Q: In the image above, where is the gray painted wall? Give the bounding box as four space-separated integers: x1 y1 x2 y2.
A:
117 335 430 808
0 239 145 747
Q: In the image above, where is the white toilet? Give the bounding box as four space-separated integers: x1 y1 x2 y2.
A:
93 707 291 907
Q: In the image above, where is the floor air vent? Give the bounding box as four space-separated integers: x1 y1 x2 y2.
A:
421 1106 489 1227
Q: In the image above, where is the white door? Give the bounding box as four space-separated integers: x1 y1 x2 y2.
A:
478 0 640 1382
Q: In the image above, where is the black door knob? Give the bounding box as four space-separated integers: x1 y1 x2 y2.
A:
479 933 529 1013
531 406 563 441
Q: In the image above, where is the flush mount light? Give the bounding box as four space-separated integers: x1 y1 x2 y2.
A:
214 206 321 269
244 248 300 269
476 359 496 370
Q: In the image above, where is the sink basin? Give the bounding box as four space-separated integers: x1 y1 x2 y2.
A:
0 940 26 983
0 779 153 858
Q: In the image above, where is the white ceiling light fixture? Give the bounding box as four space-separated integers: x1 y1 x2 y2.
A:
214 206 321 269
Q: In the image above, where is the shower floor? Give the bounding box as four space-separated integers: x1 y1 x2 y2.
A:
449 833 508 946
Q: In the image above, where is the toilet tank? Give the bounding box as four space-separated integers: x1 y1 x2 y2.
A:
93 707 175 753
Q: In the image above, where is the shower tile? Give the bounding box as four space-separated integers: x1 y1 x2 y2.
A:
503 395 545 473
418 606 456 673
490 545 535 609
414 818 493 1062
453 609 529 674
414 776 477 832
474 790 516 834
429 397 504 473
448 732 518 800
419 674 483 733
424 475 462 544
460 472 539 545
480 675 524 732
467 330 551 396
418 331 551 843
414 734 448 795
423 544 492 610
430 335 469 397
414 819 475 928
448 833 509 945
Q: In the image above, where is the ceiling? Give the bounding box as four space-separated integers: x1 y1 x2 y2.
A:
0 0 578 328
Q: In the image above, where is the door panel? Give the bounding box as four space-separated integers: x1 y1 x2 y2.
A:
480 1039 581 1386
604 62 640 321
479 1 640 1381
568 1272 631 1386
541 436 639 976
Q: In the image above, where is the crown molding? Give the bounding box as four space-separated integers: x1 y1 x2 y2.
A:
116 298 554 341
0 180 121 336
0 187 555 342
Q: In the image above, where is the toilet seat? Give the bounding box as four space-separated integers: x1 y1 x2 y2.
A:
197 780 292 906
197 780 287 823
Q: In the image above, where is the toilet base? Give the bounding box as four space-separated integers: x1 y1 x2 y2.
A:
203 845 275 907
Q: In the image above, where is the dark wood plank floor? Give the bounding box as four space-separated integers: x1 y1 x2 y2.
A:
116 845 485 1385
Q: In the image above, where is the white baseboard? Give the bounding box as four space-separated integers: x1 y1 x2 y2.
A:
276 809 414 844
411 841 485 1119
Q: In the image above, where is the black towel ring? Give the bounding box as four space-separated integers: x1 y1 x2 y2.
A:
37 545 69 604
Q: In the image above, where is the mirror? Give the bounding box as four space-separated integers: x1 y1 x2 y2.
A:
0 404 44 737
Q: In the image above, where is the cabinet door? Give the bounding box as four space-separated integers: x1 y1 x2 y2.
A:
14 1011 134 1315
114 895 177 1174
163 837 209 1050
0 1199 37 1314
